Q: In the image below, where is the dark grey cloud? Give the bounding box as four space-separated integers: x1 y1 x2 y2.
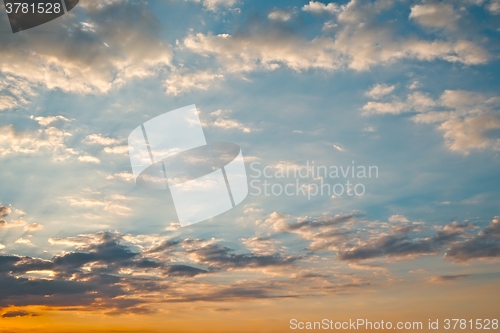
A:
0 205 11 217
0 232 207 312
2 310 38 318
445 218 500 262
0 231 309 312
337 222 470 261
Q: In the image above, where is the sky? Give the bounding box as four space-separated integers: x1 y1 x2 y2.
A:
0 0 499 332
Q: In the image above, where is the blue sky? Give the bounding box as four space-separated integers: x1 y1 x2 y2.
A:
0 0 499 329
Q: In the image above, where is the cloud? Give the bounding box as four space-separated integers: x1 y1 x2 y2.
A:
445 217 500 262
240 237 279 256
165 70 224 96
337 222 471 262
186 242 299 270
106 172 134 182
268 9 295 21
144 239 181 254
263 212 487 264
389 215 409 223
0 124 79 160
0 0 172 95
0 205 12 217
438 113 500 153
0 76 37 111
2 310 38 318
169 0 489 94
212 118 251 133
183 32 341 73
362 101 409 115
302 1 343 15
262 212 359 251
0 217 27 229
487 0 500 14
64 194 132 217
32 115 70 127
186 0 238 11
365 84 395 100
23 223 43 232
14 238 33 246
364 88 500 153
202 109 253 133
84 134 121 146
103 145 129 155
427 274 468 283
0 231 318 312
183 29 487 77
409 4 459 30
330 144 346 152
77 155 101 164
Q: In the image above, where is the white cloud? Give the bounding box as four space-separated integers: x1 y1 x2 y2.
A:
0 124 76 159
0 76 37 111
188 0 238 11
0 95 18 111
212 119 251 133
365 84 395 99
103 145 129 155
439 113 500 153
409 4 459 30
203 109 253 133
408 81 421 90
362 101 409 115
104 202 132 216
406 92 436 112
412 112 454 124
302 1 343 14
330 144 346 152
165 70 224 96
15 238 33 246
362 91 435 115
439 89 486 109
241 237 279 256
